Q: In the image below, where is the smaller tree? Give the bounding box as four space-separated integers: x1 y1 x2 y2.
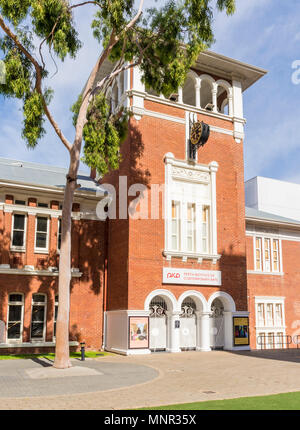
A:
0 0 235 369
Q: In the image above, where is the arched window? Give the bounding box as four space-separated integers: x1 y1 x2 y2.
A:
31 294 47 341
182 75 196 106
216 80 232 116
200 79 213 109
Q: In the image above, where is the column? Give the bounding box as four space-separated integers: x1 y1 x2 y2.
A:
167 311 181 353
209 161 219 259
212 83 218 113
199 312 212 352
195 80 201 108
1 207 12 268
178 87 183 104
223 311 233 350
232 78 245 142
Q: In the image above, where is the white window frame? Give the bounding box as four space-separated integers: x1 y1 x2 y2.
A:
6 293 24 343
57 218 62 252
255 297 286 349
186 203 196 252
252 236 283 274
171 201 181 251
53 295 59 340
34 215 50 253
30 294 47 342
164 154 219 263
10 212 27 252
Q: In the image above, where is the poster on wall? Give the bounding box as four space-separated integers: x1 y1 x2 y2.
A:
233 317 250 346
129 316 149 349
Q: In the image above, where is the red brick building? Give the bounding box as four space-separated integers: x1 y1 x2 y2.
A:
1 51 299 355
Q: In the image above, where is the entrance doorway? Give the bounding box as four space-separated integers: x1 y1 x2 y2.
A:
149 296 167 351
180 297 197 351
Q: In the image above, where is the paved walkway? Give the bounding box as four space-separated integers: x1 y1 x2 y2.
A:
1 349 300 409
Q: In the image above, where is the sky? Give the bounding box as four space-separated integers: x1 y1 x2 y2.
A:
0 0 300 183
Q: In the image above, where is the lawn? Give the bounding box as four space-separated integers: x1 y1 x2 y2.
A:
0 351 112 360
139 392 300 410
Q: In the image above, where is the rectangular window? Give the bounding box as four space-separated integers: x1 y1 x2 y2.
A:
186 203 195 252
202 206 209 254
264 238 271 272
266 304 273 326
35 216 49 250
255 237 262 271
53 295 58 338
272 239 280 272
275 303 282 326
171 201 180 251
37 202 48 208
257 303 265 326
267 332 274 349
254 237 281 273
31 294 46 340
14 200 26 206
11 214 26 249
258 332 266 349
277 332 284 349
7 294 24 341
57 219 62 250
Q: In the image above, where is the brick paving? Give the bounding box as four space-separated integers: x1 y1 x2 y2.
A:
1 350 300 409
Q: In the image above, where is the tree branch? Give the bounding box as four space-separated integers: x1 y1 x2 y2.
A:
0 14 72 152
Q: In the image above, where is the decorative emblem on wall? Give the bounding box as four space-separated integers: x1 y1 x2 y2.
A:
189 117 210 160
190 121 210 148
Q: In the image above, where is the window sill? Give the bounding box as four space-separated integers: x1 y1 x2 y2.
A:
247 270 284 276
163 250 221 264
10 248 26 253
34 249 49 254
0 341 79 348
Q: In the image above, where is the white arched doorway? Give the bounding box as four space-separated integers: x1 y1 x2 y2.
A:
178 291 208 351
145 290 177 352
208 292 236 350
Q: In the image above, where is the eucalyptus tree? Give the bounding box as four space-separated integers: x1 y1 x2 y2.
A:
0 0 236 369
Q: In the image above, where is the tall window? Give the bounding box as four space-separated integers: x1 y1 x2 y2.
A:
264 238 271 272
275 303 282 326
257 303 265 326
53 295 58 338
171 201 180 251
35 217 49 251
57 219 62 250
266 303 273 326
31 294 47 341
255 238 262 271
272 239 280 272
11 214 26 250
7 294 24 341
202 206 209 253
254 237 281 273
186 203 195 252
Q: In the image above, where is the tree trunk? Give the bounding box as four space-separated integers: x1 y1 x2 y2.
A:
53 149 80 369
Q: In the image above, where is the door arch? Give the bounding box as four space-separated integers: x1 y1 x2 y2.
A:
208 292 236 350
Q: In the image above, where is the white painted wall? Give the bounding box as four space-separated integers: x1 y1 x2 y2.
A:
245 176 300 221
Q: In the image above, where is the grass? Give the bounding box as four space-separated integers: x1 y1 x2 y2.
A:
0 351 112 360
139 392 300 410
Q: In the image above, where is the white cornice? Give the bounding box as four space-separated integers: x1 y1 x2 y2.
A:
0 180 103 201
0 268 82 277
